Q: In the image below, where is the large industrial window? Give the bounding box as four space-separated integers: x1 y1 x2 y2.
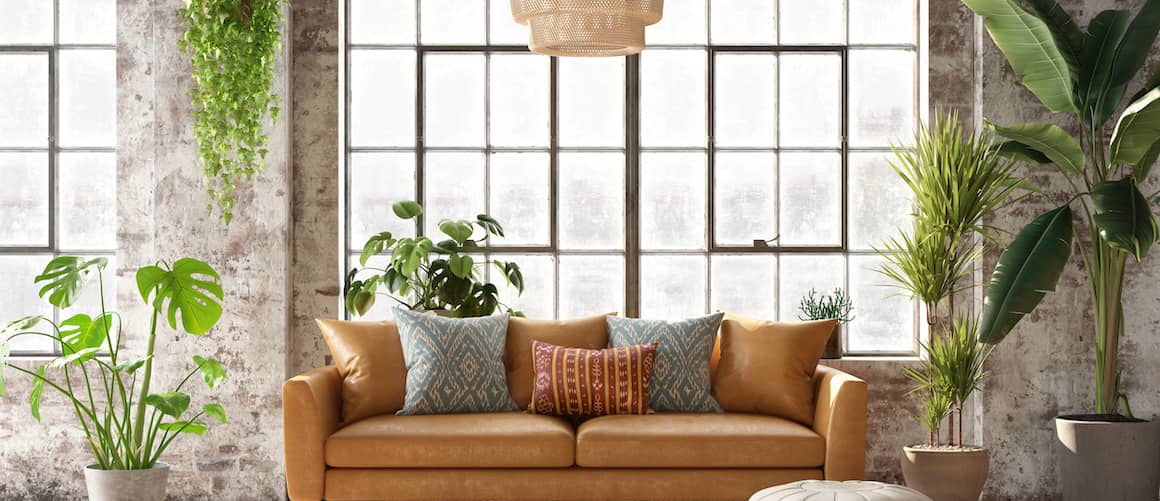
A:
343 0 926 355
0 0 117 356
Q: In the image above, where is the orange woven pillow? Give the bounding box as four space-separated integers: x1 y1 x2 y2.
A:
528 340 658 416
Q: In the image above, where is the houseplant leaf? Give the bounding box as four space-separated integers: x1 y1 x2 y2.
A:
392 200 423 219
50 347 101 368
34 256 107 309
146 391 191 418
28 365 45 421
475 214 505 237
1024 0 1084 71
1091 177 1159 261
59 313 114 355
1132 140 1160 181
1109 0 1160 88
987 122 1085 175
979 205 1073 345
996 140 1052 164
448 254 473 279
1076 10 1130 129
438 219 474 244
114 355 151 374
193 355 227 390
158 421 207 436
203 403 227 424
1110 88 1160 167
359 231 393 266
962 0 1078 113
136 258 224 336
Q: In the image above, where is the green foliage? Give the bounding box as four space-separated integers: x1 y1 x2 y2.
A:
796 288 855 324
906 317 991 447
964 0 1160 414
179 0 288 224
345 200 526 318
0 257 229 470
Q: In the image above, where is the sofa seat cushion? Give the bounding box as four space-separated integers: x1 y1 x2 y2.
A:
326 412 575 468
576 413 825 468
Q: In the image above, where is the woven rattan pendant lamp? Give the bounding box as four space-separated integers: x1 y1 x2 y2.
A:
510 0 664 57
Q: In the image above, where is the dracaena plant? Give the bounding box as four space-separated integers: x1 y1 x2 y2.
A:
0 256 228 470
963 0 1160 416
344 201 525 318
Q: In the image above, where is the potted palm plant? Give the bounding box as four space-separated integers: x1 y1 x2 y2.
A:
0 256 228 501
962 1 1160 498
878 111 1072 500
796 288 854 359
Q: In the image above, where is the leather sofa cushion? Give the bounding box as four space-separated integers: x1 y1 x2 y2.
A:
326 413 576 468
316 319 407 423
576 413 825 468
713 315 836 426
506 314 611 410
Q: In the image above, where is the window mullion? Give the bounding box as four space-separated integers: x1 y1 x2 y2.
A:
625 54 641 318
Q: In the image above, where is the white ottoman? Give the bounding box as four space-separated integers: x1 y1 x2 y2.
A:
750 480 932 501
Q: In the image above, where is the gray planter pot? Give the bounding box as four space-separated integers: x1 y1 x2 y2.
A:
1055 415 1160 501
84 463 169 501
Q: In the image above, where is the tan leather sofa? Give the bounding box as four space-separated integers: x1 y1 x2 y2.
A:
283 364 867 501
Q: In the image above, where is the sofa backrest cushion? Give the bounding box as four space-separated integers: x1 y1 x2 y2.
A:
529 340 658 416
712 314 836 426
608 313 724 413
505 314 611 409
316 318 407 423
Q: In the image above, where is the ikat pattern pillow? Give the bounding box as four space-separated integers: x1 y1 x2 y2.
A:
607 313 724 413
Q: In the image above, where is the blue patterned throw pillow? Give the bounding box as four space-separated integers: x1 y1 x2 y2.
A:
607 313 724 413
394 308 519 415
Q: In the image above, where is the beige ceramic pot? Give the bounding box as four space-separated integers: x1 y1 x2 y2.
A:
1056 415 1160 501
84 462 169 501
900 446 988 501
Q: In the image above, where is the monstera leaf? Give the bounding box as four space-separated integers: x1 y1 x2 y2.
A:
136 258 224 336
34 256 107 309
1092 177 1159 261
979 205 1074 345
59 313 114 356
146 391 191 418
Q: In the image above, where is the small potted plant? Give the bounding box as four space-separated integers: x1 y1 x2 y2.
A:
796 288 854 359
0 256 229 501
344 200 525 318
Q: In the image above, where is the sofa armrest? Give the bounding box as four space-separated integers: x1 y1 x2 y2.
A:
812 365 867 480
284 366 342 501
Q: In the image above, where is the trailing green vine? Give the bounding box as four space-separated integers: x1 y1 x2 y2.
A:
179 0 288 224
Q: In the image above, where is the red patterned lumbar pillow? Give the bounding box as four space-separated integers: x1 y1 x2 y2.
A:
529 340 658 416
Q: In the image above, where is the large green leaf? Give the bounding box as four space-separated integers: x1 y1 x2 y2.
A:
448 253 473 279
1092 177 1158 261
359 231 394 266
963 0 1078 113
136 258 224 336
438 219 474 244
1025 0 1084 72
193 355 227 390
996 140 1052 164
1076 10 1130 128
59 313 114 356
979 205 1074 345
203 403 227 424
391 200 423 219
34 256 107 309
1110 88 1160 167
1110 0 1160 88
390 237 433 277
987 122 1085 175
1132 140 1160 181
146 391 191 418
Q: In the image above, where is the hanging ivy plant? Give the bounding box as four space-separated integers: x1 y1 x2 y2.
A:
179 0 288 224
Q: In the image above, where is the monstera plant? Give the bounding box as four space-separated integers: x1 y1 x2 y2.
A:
0 257 228 500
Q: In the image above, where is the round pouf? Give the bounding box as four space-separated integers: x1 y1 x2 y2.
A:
750 480 932 501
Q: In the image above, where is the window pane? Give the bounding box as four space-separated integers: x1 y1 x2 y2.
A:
850 50 917 147
0 0 52 44
350 0 416 44
715 53 775 148
779 53 841 148
779 0 845 44
492 254 554 319
714 152 775 246
640 255 706 320
710 254 775 320
59 49 116 148
780 152 841 246
850 0 917 45
559 58 625 147
778 254 844 322
849 151 912 251
558 153 624 250
350 50 416 147
641 152 706 250
59 152 116 251
489 152 550 246
0 254 54 352
0 152 49 246
348 152 416 246
710 0 775 44
489 54 549 147
490 0 527 44
424 152 485 236
848 254 915 352
59 0 116 44
0 53 48 148
559 255 624 318
425 53 485 147
641 49 707 148
647 0 707 45
420 0 485 44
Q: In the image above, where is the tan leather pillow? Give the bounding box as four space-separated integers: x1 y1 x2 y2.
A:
712 314 836 426
505 314 611 410
316 319 407 423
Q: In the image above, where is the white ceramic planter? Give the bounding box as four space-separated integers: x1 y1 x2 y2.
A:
84 462 169 501
1056 415 1160 501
